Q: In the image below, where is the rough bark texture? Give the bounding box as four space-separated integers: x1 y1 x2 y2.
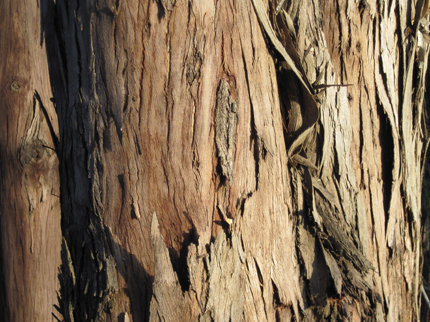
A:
0 1 62 321
1 0 428 321
48 0 428 320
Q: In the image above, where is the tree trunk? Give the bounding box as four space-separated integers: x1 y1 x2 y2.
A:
1 0 428 321
0 1 62 321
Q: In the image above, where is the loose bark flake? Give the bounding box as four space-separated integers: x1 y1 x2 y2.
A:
203 229 245 321
149 212 245 322
149 212 192 322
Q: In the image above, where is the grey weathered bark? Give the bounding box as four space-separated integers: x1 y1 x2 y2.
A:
0 0 428 321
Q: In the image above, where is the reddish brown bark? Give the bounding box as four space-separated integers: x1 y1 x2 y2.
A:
0 0 428 321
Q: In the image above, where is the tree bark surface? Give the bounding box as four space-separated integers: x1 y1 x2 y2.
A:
0 1 62 321
0 0 428 321
50 0 429 321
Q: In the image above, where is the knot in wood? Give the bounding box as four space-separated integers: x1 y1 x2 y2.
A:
18 138 52 167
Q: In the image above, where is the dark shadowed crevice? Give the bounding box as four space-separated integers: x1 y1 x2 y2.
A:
167 214 199 293
376 56 394 221
377 103 394 223
0 191 6 322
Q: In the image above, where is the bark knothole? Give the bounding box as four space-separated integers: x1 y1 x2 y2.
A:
215 78 238 183
10 81 21 92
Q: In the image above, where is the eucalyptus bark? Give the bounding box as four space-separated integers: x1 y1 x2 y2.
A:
0 0 428 321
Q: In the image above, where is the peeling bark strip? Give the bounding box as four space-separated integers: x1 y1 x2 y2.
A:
215 78 238 183
251 0 312 95
149 212 190 321
149 212 245 321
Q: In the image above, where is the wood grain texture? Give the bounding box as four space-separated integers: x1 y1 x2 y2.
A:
0 1 62 321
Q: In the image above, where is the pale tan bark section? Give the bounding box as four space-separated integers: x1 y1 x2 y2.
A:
0 1 62 321
312 0 427 320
